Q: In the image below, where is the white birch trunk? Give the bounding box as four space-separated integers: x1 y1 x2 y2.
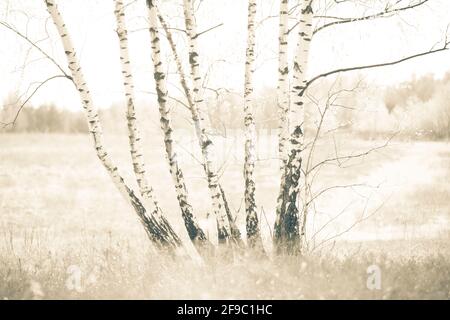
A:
182 0 243 247
145 0 212 252
113 0 157 215
277 0 290 172
44 0 182 253
243 0 263 250
274 0 313 255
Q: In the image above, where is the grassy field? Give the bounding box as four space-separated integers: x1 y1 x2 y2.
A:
0 132 449 299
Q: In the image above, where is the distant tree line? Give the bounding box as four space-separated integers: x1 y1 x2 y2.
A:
2 72 449 141
383 72 450 139
1 105 88 133
1 91 88 133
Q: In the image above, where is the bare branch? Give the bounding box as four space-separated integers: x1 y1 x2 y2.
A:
313 0 431 35
307 132 397 174
194 22 223 39
307 183 381 207
312 194 391 252
310 200 356 243
302 40 449 96
1 75 69 128
0 21 72 80
138 90 190 110
287 0 430 34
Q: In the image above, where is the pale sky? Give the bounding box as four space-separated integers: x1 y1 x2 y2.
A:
1 0 449 111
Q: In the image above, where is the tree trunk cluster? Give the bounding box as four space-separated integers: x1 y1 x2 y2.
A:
44 0 315 260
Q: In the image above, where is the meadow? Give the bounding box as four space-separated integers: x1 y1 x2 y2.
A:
0 132 449 299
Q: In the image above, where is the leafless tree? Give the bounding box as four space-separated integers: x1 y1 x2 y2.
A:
2 0 448 261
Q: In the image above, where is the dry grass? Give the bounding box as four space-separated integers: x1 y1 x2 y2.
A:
0 133 449 299
0 232 448 299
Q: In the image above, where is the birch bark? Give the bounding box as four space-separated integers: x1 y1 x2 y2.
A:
181 0 243 247
274 0 313 255
243 0 263 250
277 0 290 172
44 0 182 253
113 0 158 217
145 0 211 252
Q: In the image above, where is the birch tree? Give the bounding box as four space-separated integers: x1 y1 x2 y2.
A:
277 0 290 172
12 0 445 260
44 0 184 255
113 0 164 235
274 0 314 255
271 0 440 254
181 0 243 248
243 0 263 250
144 0 212 253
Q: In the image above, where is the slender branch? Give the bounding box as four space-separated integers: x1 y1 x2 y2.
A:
261 206 273 240
0 21 72 80
287 0 430 34
302 40 450 96
138 90 190 110
312 194 391 252
307 133 397 174
313 0 431 35
1 75 70 128
310 200 356 243
307 183 379 207
194 22 223 39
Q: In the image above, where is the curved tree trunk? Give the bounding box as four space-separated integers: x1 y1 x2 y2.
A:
145 0 212 254
243 0 264 251
159 14 244 250
113 0 164 227
181 0 243 248
44 0 182 254
274 0 313 255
